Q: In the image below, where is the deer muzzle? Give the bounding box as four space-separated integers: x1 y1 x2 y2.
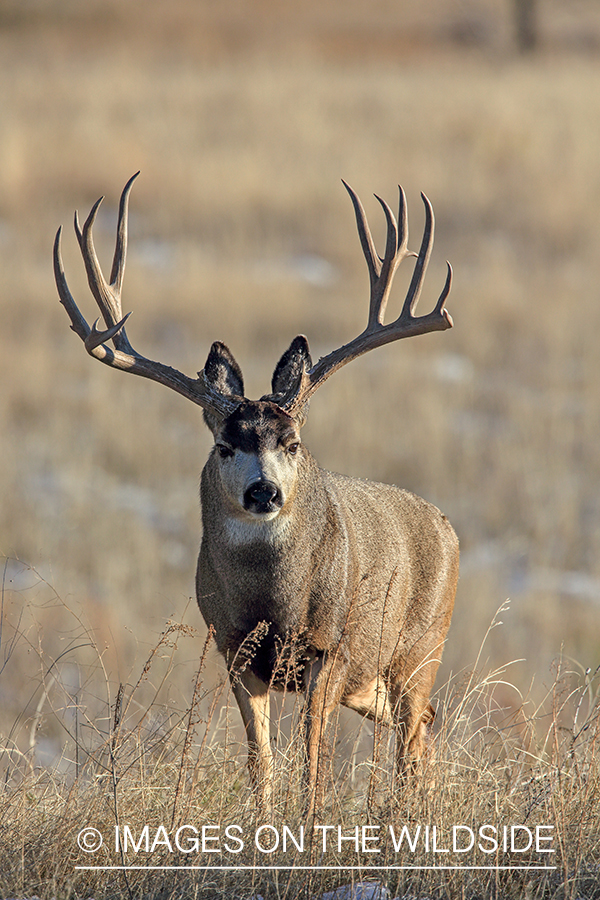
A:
243 480 283 515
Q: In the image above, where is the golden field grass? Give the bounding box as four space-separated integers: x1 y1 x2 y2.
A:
2 1 600 895
1 589 599 899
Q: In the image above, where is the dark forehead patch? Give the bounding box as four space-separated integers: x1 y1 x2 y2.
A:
220 401 298 452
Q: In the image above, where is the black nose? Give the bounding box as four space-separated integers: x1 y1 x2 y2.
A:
244 480 281 511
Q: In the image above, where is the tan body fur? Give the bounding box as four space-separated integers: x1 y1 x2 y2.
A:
196 394 458 813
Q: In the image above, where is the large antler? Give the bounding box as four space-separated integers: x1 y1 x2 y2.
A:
280 182 453 415
53 173 238 420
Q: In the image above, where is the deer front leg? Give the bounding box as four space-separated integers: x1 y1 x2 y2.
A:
231 669 273 817
302 652 347 819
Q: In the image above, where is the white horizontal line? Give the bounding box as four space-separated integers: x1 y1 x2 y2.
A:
75 865 557 871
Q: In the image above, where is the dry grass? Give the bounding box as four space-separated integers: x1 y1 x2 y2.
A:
1 579 599 899
3 1 600 894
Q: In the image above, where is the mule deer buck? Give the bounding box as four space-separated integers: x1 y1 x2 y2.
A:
54 174 459 814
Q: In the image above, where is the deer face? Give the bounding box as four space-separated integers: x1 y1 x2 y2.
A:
212 401 302 519
202 340 309 520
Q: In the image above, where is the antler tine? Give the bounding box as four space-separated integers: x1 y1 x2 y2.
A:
74 181 135 355
397 183 409 257
397 191 434 322
342 180 379 288
372 193 400 326
85 312 133 354
109 171 138 294
54 226 92 343
54 175 239 421
435 262 454 324
281 184 453 417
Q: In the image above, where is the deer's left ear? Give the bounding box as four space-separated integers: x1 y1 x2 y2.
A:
268 335 312 425
271 335 312 395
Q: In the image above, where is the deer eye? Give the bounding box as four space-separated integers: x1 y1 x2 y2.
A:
287 442 300 456
217 444 234 459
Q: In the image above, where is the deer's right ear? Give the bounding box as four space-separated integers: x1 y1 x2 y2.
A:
202 342 244 432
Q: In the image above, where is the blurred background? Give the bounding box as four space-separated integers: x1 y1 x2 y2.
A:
2 0 600 762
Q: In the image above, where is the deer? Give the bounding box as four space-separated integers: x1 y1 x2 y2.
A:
54 173 459 816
